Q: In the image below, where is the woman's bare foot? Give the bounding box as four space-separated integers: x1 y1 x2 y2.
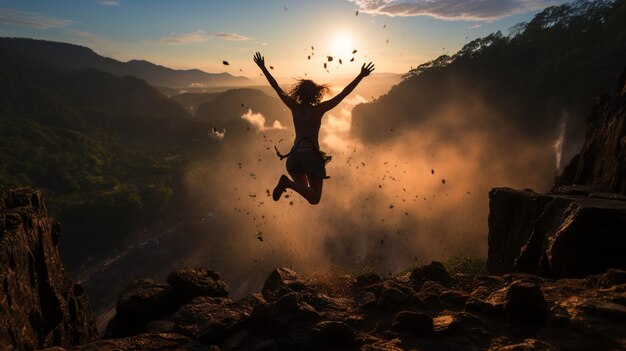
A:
272 175 289 201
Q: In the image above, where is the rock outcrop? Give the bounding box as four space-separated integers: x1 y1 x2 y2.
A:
487 187 626 277
0 188 97 350
73 265 626 350
488 70 626 277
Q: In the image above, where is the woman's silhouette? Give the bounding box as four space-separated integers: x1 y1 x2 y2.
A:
254 52 374 205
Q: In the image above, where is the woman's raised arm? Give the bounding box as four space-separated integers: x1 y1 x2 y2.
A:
318 62 374 112
254 52 295 108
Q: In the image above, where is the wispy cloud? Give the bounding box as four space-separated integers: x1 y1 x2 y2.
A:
97 0 120 6
213 32 250 41
349 0 564 21
143 30 251 45
0 7 73 29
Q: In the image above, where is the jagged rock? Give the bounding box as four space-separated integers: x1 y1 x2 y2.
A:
487 188 626 277
312 321 355 348
554 76 626 195
104 279 172 338
166 296 245 344
73 333 205 351
487 189 550 274
410 261 452 288
261 268 303 301
167 268 229 301
98 267 626 350
504 281 548 324
390 311 433 335
0 188 97 349
106 268 231 339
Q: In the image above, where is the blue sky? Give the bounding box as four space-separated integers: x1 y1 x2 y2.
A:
0 0 569 79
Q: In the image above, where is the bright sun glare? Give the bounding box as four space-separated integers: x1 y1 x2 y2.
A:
331 32 354 60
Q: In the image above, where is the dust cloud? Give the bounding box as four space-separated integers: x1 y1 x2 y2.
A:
179 83 557 297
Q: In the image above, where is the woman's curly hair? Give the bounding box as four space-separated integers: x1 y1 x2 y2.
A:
288 79 330 105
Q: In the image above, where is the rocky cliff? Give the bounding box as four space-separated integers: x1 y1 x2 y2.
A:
488 70 626 278
0 188 97 350
57 264 626 350
554 68 626 195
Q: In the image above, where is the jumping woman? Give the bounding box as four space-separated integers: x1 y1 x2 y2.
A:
253 52 374 205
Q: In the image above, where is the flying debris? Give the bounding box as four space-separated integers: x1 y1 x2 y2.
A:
355 10 359 16
307 55 311 60
442 179 446 184
383 24 386 28
222 60 229 65
386 39 389 43
339 59 343 64
352 49 357 54
239 68 243 72
350 57 355 62
431 169 435 174
324 63 327 69
270 66 274 69
327 56 333 62
240 103 244 107
283 6 287 11
311 46 314 50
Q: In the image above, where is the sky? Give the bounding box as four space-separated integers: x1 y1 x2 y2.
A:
0 0 570 79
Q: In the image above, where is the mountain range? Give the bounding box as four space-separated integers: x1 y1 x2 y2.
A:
0 37 254 89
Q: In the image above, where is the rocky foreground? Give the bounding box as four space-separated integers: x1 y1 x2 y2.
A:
63 264 626 350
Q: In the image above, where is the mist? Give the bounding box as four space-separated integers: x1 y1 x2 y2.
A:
179 82 557 298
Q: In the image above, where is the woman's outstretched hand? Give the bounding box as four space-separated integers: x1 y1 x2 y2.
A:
253 52 265 69
360 62 375 77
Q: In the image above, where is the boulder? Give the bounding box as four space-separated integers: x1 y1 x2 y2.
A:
409 261 452 289
504 281 548 324
104 279 172 338
167 267 229 301
261 267 304 301
487 188 626 277
0 188 97 349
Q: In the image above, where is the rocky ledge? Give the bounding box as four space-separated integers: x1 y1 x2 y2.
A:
53 263 626 350
0 188 97 350
487 187 626 277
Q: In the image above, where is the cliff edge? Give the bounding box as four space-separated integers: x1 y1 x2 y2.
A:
0 188 97 349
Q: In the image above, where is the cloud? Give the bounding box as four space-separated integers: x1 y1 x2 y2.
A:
214 32 250 41
144 30 251 45
0 7 73 29
144 30 208 45
241 109 287 131
97 0 120 6
348 0 565 21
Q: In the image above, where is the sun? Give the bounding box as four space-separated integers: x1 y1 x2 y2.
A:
330 32 354 60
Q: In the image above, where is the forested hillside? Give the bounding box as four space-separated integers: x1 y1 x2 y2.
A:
353 0 626 165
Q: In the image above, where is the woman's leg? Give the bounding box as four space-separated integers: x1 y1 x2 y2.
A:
284 173 323 205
